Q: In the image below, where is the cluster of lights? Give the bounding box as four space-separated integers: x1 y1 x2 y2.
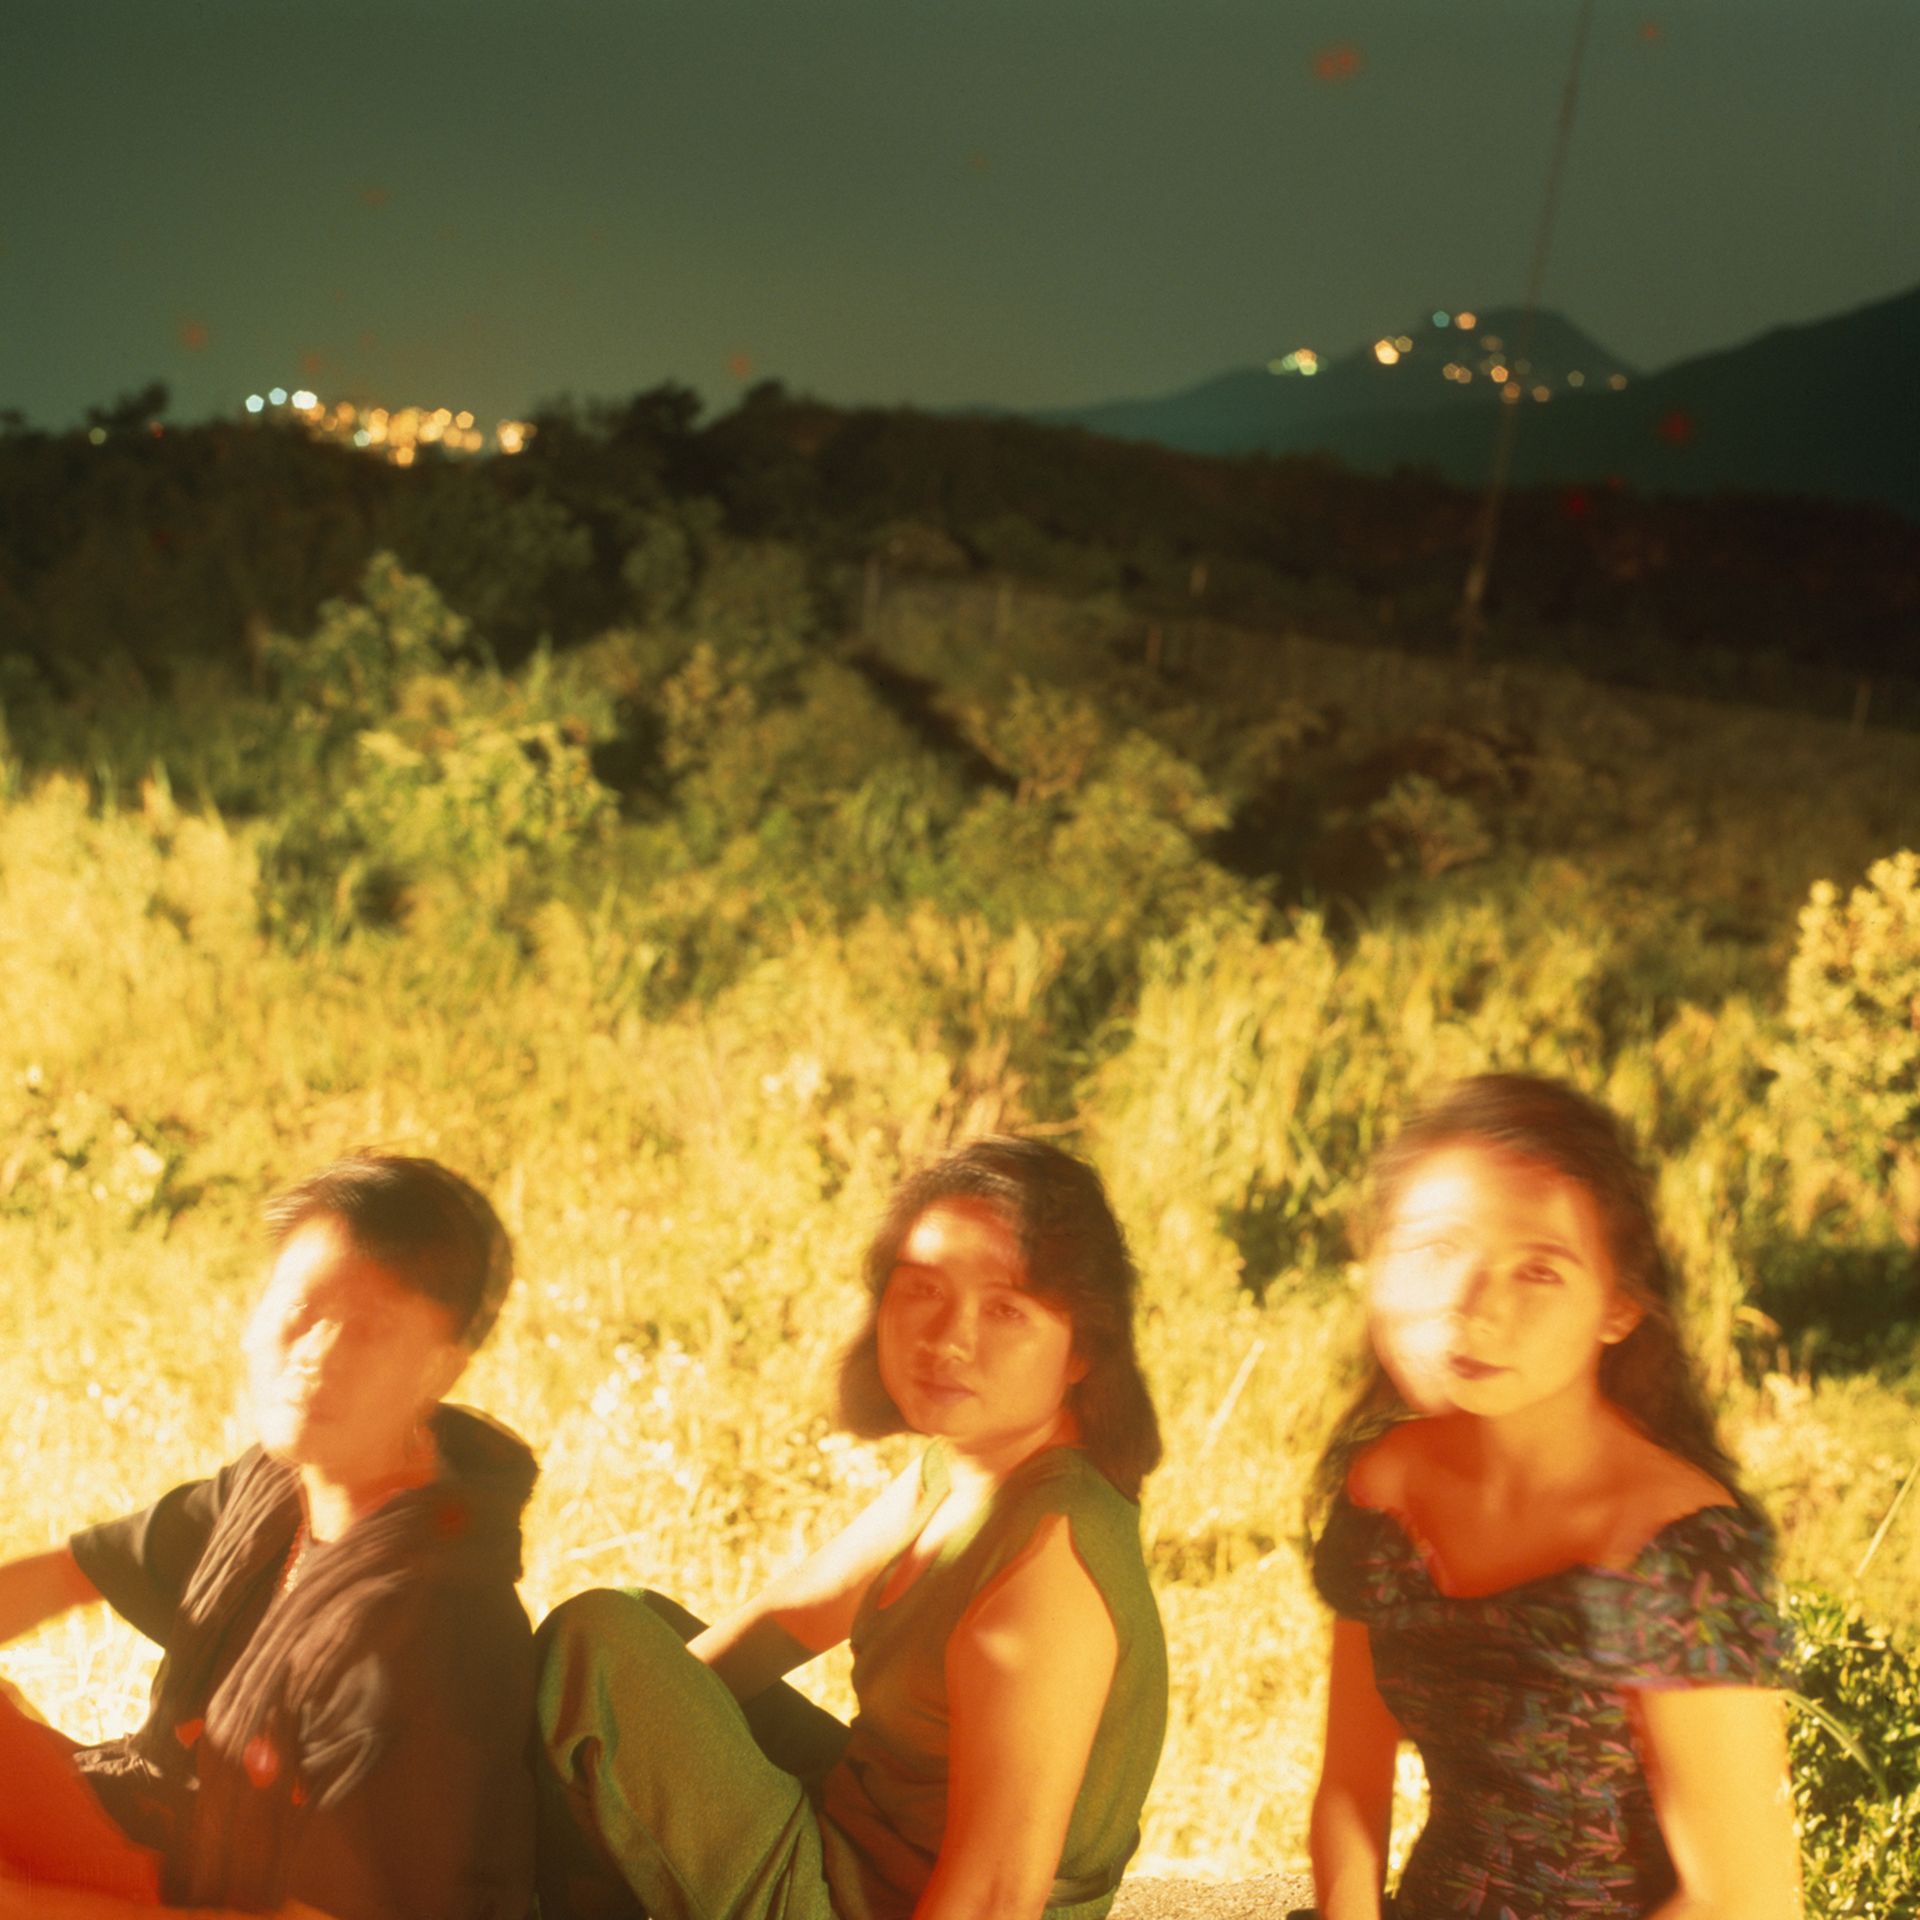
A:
1342 308 1631 404
240 389 534 464
1268 347 1322 377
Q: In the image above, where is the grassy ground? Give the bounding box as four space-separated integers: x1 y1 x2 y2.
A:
2 599 1916 1884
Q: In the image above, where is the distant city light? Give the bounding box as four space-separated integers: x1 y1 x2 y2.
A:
88 426 107 445
1455 310 1478 329
1502 381 1523 402
1373 339 1401 366
1393 334 1413 352
1269 347 1321 377
1567 370 1586 387
1531 384 1552 402
1489 363 1509 383
1609 372 1629 390
234 384 534 464
1432 310 1450 327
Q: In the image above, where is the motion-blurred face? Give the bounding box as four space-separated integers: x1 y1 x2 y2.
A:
878 1199 1086 1462
245 1215 464 1485
1366 1143 1639 1419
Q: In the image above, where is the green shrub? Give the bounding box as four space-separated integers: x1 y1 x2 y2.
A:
257 558 615 930
1786 1586 1920 1918
1364 773 1494 879
1774 851 1920 1250
264 551 472 748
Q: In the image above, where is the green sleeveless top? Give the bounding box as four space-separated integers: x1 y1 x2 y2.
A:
817 1442 1167 1920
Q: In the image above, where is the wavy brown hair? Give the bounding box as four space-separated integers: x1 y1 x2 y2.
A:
1311 1073 1758 1529
838 1136 1162 1502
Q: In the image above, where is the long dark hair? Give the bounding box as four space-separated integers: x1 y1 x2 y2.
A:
838 1136 1163 1502
1311 1073 1757 1526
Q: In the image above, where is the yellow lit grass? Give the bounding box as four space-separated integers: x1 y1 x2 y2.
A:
2 776 1915 1879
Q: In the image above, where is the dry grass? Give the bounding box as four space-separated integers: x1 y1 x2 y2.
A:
1 749 1915 1882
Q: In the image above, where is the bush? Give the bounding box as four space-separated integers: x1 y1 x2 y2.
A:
1786 1586 1920 1918
1774 851 1920 1250
258 557 615 930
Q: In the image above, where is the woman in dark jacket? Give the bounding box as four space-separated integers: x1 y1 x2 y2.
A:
0 1153 539 1920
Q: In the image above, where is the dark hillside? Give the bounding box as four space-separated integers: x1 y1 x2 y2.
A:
1323 283 1920 518
2 374 1914 729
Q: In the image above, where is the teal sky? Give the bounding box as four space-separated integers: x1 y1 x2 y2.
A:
5 0 1915 427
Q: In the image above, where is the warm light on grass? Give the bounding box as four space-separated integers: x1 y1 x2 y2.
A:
2 583 1917 1886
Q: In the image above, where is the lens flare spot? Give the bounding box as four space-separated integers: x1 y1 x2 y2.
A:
1313 42 1364 83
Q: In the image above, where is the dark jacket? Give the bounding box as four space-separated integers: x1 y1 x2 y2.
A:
71 1404 539 1919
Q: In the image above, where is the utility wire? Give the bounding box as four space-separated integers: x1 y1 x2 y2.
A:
1458 0 1597 664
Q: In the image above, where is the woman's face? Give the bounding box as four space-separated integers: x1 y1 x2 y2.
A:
1366 1143 1640 1419
244 1214 464 1485
877 1199 1086 1464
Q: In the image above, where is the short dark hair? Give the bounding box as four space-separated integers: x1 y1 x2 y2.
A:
1312 1073 1756 1525
837 1136 1163 1502
264 1152 513 1351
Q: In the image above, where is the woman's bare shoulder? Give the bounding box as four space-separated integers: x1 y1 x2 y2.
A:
1345 1417 1446 1510
1605 1426 1740 1551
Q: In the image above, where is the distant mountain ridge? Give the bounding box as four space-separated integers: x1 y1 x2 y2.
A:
1033 284 1920 519
1036 305 1637 456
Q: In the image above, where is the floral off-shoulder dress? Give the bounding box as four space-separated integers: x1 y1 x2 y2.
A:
1313 1492 1788 1920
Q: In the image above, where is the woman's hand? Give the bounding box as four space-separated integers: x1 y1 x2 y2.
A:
912 1513 1118 1920
1310 1618 1400 1920
1634 1684 1802 1920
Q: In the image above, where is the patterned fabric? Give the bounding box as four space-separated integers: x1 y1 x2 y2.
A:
1314 1491 1787 1919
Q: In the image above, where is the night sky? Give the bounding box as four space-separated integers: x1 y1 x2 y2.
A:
8 0 1915 430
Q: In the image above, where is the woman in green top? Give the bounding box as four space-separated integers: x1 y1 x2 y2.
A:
535 1137 1169 1920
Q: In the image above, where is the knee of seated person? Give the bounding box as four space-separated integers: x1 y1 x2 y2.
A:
536 1588 647 1666
536 1586 706 1666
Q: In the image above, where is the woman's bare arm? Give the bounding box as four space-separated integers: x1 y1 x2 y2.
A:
0 1549 100 1646
691 1457 927 1700
1634 1685 1802 1920
1310 1618 1401 1920
913 1514 1118 1920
